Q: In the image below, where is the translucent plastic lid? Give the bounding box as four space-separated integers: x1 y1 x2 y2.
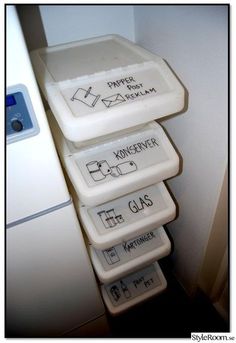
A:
77 182 176 249
48 118 179 207
31 35 185 142
101 261 167 315
89 226 171 283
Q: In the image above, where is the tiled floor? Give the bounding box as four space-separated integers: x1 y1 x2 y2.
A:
106 258 229 338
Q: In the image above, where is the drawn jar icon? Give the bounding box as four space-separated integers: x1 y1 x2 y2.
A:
86 161 106 181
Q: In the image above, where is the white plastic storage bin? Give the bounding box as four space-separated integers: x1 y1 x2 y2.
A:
30 34 184 142
47 114 179 207
76 182 176 249
101 261 167 315
89 226 171 283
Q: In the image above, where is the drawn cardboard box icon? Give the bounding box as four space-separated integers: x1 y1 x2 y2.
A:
102 93 126 108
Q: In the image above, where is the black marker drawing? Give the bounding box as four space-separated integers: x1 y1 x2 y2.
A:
97 160 111 176
71 87 100 107
103 247 120 265
102 93 126 108
97 208 124 229
120 280 131 298
116 161 137 175
110 166 120 177
86 161 106 181
110 285 121 302
86 160 137 182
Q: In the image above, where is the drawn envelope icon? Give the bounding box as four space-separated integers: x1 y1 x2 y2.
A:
102 93 126 108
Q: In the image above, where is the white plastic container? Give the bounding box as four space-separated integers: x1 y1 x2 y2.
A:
101 261 167 315
89 226 171 283
30 34 184 142
47 116 179 207
76 182 176 249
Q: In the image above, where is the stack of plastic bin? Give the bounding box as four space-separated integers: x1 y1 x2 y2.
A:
31 34 185 315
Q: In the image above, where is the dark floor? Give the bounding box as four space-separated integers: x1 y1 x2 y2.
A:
106 258 229 338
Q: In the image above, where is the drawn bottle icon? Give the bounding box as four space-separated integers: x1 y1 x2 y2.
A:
120 280 131 299
110 285 121 302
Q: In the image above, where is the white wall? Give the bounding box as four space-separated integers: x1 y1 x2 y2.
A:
39 5 135 46
134 5 228 294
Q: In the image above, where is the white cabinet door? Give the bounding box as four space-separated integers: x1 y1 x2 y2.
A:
6 204 105 337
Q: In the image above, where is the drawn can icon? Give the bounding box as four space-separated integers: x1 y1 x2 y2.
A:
117 161 137 175
86 161 105 181
110 166 120 177
98 160 112 176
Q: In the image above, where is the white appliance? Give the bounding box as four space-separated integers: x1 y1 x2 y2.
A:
6 6 108 337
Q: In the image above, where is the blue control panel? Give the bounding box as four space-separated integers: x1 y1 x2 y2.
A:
6 84 39 144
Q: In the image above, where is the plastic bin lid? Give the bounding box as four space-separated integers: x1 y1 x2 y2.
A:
89 226 171 283
48 118 179 207
101 261 167 315
31 34 185 143
77 181 176 249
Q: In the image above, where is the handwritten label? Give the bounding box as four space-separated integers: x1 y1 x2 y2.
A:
106 75 157 101
93 227 168 272
122 231 156 253
113 138 159 161
128 194 154 214
105 264 161 306
60 63 170 117
75 127 168 187
107 76 136 89
88 185 168 235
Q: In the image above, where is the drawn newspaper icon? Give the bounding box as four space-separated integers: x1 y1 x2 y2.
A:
71 87 100 108
102 93 126 108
